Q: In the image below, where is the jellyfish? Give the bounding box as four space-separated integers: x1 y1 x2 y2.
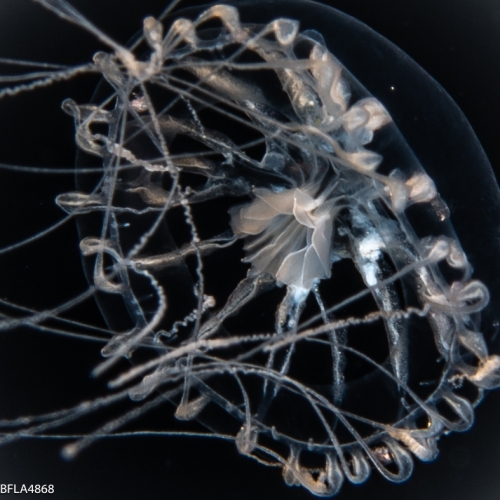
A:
1 0 500 499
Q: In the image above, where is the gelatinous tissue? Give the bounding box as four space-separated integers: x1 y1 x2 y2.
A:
0 0 499 496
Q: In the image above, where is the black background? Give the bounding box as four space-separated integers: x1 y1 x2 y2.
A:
0 0 499 499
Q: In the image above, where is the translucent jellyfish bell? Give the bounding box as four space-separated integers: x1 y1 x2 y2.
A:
0 0 500 499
